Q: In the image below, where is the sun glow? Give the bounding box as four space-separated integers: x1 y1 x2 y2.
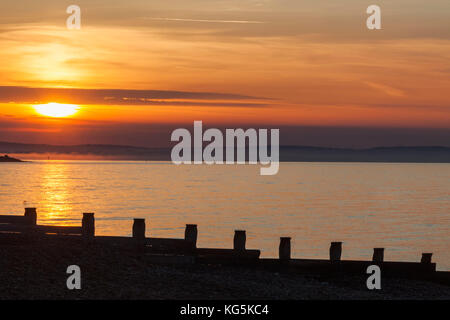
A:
33 103 79 118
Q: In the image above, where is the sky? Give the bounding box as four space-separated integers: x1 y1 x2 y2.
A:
0 0 449 148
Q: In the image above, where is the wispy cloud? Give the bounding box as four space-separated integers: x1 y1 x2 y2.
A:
364 82 406 97
145 17 265 24
0 86 270 107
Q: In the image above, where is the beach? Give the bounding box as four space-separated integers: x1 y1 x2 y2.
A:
1 235 449 300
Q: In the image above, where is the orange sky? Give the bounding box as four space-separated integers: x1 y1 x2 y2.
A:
0 0 449 147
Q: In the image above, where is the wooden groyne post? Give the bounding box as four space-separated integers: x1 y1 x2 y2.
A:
279 237 291 261
133 218 146 246
372 248 385 262
234 230 246 252
421 253 433 264
24 208 37 226
185 224 198 248
329 242 342 262
82 213 95 241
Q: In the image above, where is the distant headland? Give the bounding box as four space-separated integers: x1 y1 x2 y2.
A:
0 155 23 162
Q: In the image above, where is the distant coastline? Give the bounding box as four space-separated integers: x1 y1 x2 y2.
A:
1 141 450 163
0 155 23 162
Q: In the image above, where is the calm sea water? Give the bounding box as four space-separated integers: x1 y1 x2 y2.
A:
1 161 449 270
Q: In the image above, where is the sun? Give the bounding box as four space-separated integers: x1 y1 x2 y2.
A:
33 103 79 118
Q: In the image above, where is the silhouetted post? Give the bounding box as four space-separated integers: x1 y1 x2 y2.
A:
421 253 433 264
234 230 246 251
279 237 291 261
133 218 146 246
185 224 198 248
24 208 37 226
372 248 385 262
82 213 95 241
329 242 342 262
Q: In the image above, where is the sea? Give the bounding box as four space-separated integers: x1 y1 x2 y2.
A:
1 160 449 270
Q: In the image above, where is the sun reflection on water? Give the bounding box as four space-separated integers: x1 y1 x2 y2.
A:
38 163 74 226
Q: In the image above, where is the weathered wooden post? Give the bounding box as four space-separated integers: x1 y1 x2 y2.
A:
234 230 246 251
133 218 146 246
372 248 384 262
24 207 37 226
329 242 342 262
279 237 291 261
421 253 433 264
82 213 95 241
185 224 198 248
